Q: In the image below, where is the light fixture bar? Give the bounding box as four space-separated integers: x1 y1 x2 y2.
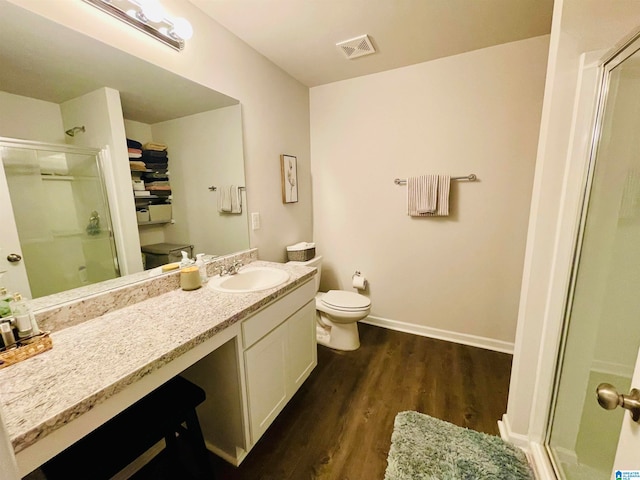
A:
83 0 184 51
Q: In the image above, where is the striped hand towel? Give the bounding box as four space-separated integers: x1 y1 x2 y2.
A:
230 185 242 214
217 186 232 213
407 175 451 217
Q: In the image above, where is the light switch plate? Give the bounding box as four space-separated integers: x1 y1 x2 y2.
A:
251 212 260 230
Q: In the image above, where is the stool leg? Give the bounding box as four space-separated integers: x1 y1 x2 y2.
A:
183 410 215 480
164 431 183 478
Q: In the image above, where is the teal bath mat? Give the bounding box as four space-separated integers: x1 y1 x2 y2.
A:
384 411 534 480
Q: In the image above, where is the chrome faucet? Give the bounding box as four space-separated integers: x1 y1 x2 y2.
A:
220 260 243 276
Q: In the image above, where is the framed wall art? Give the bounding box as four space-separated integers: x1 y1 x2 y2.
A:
281 154 298 203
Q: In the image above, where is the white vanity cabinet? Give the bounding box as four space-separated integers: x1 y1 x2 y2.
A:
244 299 316 443
183 278 317 465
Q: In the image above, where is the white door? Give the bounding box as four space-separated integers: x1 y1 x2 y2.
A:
609 347 640 476
0 152 31 297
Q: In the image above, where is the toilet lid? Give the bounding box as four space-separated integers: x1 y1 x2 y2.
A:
321 290 371 311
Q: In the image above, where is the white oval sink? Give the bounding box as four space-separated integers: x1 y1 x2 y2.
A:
208 266 290 293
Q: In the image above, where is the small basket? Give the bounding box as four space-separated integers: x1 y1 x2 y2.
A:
286 242 316 262
0 332 52 369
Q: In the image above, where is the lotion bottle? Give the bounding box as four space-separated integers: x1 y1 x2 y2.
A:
12 293 40 337
195 253 207 284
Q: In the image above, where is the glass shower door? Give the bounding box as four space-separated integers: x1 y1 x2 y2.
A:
0 140 119 298
546 40 640 479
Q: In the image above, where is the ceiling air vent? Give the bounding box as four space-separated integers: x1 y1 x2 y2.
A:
336 34 375 60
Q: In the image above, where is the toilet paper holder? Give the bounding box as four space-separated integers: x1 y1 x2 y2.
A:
352 271 368 290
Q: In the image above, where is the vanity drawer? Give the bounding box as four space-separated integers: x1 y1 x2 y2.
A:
242 280 315 349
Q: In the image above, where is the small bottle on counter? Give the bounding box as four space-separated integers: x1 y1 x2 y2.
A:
12 293 40 338
195 253 207 284
0 320 16 349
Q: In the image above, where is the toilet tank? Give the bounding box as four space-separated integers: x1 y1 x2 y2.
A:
287 255 322 292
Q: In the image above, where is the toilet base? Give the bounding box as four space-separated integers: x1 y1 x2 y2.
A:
316 316 360 351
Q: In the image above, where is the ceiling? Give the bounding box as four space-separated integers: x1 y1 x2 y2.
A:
190 0 555 87
0 0 238 124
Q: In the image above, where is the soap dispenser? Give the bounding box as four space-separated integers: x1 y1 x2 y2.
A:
179 251 192 268
195 253 207 284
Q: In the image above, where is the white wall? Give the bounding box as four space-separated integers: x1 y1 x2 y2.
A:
0 91 64 143
61 88 143 275
152 105 250 256
8 0 312 263
310 36 549 348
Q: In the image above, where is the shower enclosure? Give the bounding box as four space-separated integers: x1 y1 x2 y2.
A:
544 33 640 479
0 138 119 299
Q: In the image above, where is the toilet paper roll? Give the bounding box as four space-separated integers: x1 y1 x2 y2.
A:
352 274 368 290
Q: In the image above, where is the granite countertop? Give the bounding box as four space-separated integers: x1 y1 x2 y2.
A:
0 261 315 454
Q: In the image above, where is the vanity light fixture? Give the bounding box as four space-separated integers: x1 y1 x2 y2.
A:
82 0 193 51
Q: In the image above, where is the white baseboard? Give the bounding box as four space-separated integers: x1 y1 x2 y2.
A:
204 440 246 467
529 442 559 480
362 316 515 354
499 414 558 480
591 359 633 378
498 414 530 448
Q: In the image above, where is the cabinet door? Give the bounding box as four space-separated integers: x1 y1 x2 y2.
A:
287 300 317 392
244 322 288 443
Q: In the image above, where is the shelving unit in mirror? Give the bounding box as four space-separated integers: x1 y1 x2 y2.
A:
129 138 173 226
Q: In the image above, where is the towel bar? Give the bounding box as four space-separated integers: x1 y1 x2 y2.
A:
208 186 246 191
394 174 476 185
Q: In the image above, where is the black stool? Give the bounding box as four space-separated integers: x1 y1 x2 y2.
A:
41 376 215 480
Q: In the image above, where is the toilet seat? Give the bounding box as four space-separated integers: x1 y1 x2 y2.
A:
320 290 371 312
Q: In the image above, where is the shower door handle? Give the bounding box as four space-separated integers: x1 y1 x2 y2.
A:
596 383 640 422
6 253 21 263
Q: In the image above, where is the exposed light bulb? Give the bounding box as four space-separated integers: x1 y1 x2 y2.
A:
171 17 193 40
138 0 164 22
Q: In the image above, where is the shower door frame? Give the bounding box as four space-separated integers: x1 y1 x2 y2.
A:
522 28 640 480
0 137 121 296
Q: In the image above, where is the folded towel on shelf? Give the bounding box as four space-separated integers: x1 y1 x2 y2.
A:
128 148 142 159
143 142 168 152
407 175 451 217
143 162 168 170
142 150 168 159
146 185 172 191
129 161 147 172
127 138 142 149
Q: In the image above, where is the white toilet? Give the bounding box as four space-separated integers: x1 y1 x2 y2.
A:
287 255 371 351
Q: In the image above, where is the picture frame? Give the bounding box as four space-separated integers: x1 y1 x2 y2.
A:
280 154 298 203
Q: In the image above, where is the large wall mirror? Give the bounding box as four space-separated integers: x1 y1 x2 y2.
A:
0 0 250 306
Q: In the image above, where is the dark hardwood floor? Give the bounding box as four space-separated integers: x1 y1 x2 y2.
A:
30 323 512 480
207 323 512 479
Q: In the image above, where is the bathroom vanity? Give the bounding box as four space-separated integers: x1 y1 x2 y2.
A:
0 256 317 477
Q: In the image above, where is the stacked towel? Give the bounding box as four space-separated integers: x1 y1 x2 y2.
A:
128 148 142 159
407 175 451 217
127 138 142 149
129 161 147 172
127 138 172 207
143 142 168 152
